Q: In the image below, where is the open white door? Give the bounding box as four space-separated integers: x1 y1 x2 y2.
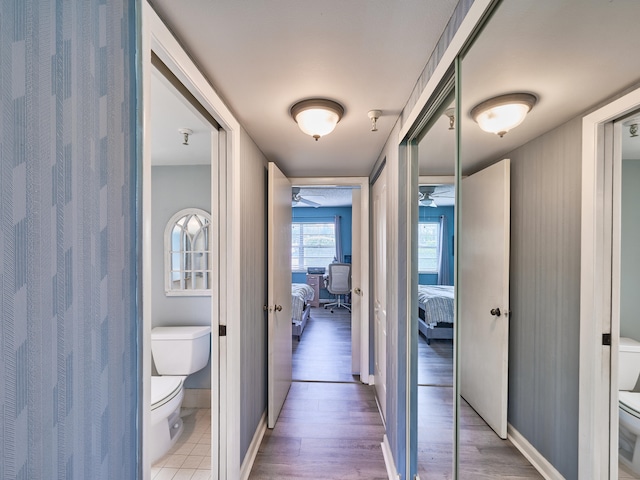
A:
351 189 362 374
372 167 388 419
459 159 510 438
267 162 292 428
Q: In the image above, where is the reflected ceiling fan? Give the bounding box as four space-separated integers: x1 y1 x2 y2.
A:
418 185 454 208
292 187 322 208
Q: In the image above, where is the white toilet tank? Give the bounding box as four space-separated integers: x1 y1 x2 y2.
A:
151 326 211 376
620 337 640 391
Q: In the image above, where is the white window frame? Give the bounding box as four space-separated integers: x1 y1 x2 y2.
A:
417 220 440 274
291 220 336 272
164 208 212 296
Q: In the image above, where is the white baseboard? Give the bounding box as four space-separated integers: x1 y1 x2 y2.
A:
381 434 400 480
240 411 267 480
508 423 565 480
363 374 375 385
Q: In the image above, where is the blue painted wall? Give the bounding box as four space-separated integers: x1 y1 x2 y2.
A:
0 1 138 478
417 205 455 285
291 207 352 300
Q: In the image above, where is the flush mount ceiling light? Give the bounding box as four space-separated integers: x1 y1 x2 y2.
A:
471 93 537 137
290 99 344 141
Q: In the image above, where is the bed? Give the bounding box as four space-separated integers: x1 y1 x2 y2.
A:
292 283 315 339
417 285 454 344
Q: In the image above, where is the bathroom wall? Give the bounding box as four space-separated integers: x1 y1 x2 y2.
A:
152 165 212 388
620 159 640 341
0 1 138 478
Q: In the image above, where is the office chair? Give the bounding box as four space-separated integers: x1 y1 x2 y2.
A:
324 263 351 313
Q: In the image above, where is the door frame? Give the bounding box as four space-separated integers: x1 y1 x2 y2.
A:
289 176 371 383
579 84 640 479
142 3 243 478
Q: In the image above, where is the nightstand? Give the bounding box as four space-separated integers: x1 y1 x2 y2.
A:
305 274 322 308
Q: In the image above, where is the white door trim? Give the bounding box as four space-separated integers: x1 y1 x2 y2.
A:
289 176 371 383
142 3 243 478
579 85 640 479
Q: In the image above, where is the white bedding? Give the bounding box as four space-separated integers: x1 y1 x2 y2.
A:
417 285 454 325
292 283 315 322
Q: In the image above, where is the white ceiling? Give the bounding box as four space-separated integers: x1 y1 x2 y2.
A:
148 0 459 177
147 0 640 181
292 187 355 208
150 69 212 166
419 0 640 176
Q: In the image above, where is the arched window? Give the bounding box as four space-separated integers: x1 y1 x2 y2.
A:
164 208 212 295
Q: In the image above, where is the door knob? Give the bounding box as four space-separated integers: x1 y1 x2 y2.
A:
354 287 362 296
490 308 501 317
275 305 282 312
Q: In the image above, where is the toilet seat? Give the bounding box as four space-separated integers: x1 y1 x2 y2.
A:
620 391 640 419
151 376 184 411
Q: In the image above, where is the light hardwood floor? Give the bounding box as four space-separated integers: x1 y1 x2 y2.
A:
249 381 388 479
251 306 543 479
292 305 356 383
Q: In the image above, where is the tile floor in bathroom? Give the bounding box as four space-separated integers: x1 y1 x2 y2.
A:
151 407 212 480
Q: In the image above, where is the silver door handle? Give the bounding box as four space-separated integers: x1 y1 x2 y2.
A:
354 287 362 296
275 305 282 312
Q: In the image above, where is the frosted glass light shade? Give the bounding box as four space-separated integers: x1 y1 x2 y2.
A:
471 93 537 137
291 99 344 141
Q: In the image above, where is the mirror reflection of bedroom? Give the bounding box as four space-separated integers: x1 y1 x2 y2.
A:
290 186 358 383
416 97 456 478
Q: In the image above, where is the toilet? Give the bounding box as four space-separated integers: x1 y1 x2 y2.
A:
150 325 211 464
619 336 640 473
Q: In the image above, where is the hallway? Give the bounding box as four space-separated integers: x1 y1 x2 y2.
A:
249 306 542 479
250 307 388 479
249 381 387 479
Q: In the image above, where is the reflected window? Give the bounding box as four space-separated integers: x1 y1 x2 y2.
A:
418 221 440 273
165 208 212 295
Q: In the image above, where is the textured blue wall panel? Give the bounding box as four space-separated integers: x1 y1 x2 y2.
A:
0 0 138 478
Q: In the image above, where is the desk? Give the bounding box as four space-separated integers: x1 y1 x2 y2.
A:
305 274 323 307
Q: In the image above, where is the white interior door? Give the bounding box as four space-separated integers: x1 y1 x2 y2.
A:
267 162 292 428
459 158 510 438
351 189 362 374
373 167 388 419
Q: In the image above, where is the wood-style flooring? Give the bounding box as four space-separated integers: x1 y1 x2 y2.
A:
417 333 542 479
252 306 386 479
292 305 356 383
251 306 544 479
249 381 387 479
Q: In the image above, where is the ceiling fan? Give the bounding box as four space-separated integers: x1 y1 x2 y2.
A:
292 187 322 208
418 185 454 208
